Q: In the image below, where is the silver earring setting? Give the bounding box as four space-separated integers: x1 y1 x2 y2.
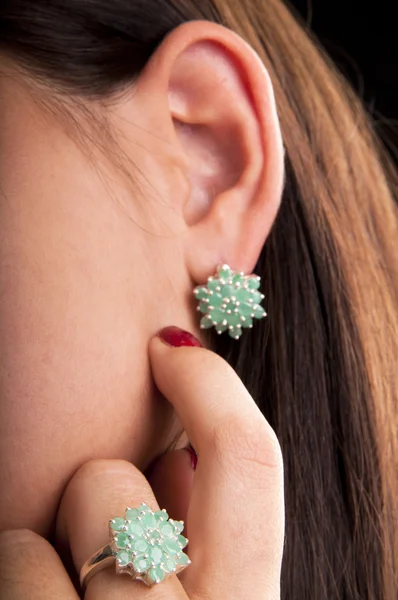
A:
193 264 266 340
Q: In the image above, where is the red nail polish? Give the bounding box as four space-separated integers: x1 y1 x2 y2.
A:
158 326 202 348
185 444 198 470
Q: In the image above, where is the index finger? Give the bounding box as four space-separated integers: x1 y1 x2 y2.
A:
149 328 285 600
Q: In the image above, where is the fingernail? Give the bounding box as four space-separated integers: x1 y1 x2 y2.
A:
158 326 202 348
185 444 198 470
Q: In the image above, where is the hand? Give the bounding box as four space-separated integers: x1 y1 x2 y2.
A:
0 329 285 599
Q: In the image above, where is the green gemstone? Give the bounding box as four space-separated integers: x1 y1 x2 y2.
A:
177 535 188 548
150 546 163 564
154 510 168 523
148 565 165 584
141 513 157 530
115 533 129 549
196 269 262 339
208 293 223 308
133 556 151 573
199 300 210 313
242 316 253 328
227 313 241 326
219 284 234 298
177 552 190 566
162 557 177 573
239 303 254 317
160 523 174 538
162 539 181 555
172 520 184 534
248 277 261 290
253 305 266 319
232 273 244 285
126 522 144 537
200 315 213 329
218 266 232 281
193 286 208 300
251 291 263 304
229 326 243 339
110 517 126 531
116 550 130 566
138 503 150 514
133 539 148 554
126 508 140 521
235 287 251 303
209 308 225 323
207 278 219 291
149 530 162 541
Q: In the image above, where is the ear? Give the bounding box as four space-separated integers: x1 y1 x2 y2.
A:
137 21 284 283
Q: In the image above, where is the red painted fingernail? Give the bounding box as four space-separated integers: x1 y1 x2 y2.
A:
185 444 198 470
158 326 202 348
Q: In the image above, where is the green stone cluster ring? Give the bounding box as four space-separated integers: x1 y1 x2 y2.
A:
79 503 191 590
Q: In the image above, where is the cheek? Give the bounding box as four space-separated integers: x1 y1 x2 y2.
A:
0 193 175 537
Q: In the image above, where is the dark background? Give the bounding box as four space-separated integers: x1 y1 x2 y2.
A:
290 0 397 161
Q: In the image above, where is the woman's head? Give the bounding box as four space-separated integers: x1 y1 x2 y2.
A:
0 2 284 530
0 1 397 598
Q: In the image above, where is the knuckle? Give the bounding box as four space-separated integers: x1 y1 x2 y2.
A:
0 529 54 586
211 412 283 474
73 457 132 479
71 458 146 488
0 528 49 554
64 458 155 510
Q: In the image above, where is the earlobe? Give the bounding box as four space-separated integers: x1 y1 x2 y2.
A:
139 21 284 284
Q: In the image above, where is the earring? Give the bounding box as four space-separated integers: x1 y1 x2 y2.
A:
193 264 266 340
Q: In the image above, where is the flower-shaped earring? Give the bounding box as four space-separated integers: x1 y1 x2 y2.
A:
193 264 266 340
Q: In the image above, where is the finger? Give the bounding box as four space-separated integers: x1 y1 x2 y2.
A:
147 448 196 526
55 459 188 600
149 331 285 600
0 529 78 600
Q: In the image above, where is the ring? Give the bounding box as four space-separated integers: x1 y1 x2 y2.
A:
79 503 191 590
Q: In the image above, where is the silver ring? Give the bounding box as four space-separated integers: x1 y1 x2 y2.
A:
79 503 191 591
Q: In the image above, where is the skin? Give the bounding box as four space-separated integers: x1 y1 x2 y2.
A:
0 339 285 600
0 19 284 542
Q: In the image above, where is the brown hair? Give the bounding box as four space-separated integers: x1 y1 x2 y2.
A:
1 1 397 597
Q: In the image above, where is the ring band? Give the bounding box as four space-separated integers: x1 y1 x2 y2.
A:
79 503 191 590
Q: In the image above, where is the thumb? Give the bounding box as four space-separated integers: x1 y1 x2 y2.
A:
148 326 284 600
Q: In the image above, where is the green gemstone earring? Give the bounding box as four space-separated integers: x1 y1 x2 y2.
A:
193 264 266 340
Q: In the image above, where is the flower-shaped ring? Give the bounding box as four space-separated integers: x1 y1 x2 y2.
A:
79 503 191 590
